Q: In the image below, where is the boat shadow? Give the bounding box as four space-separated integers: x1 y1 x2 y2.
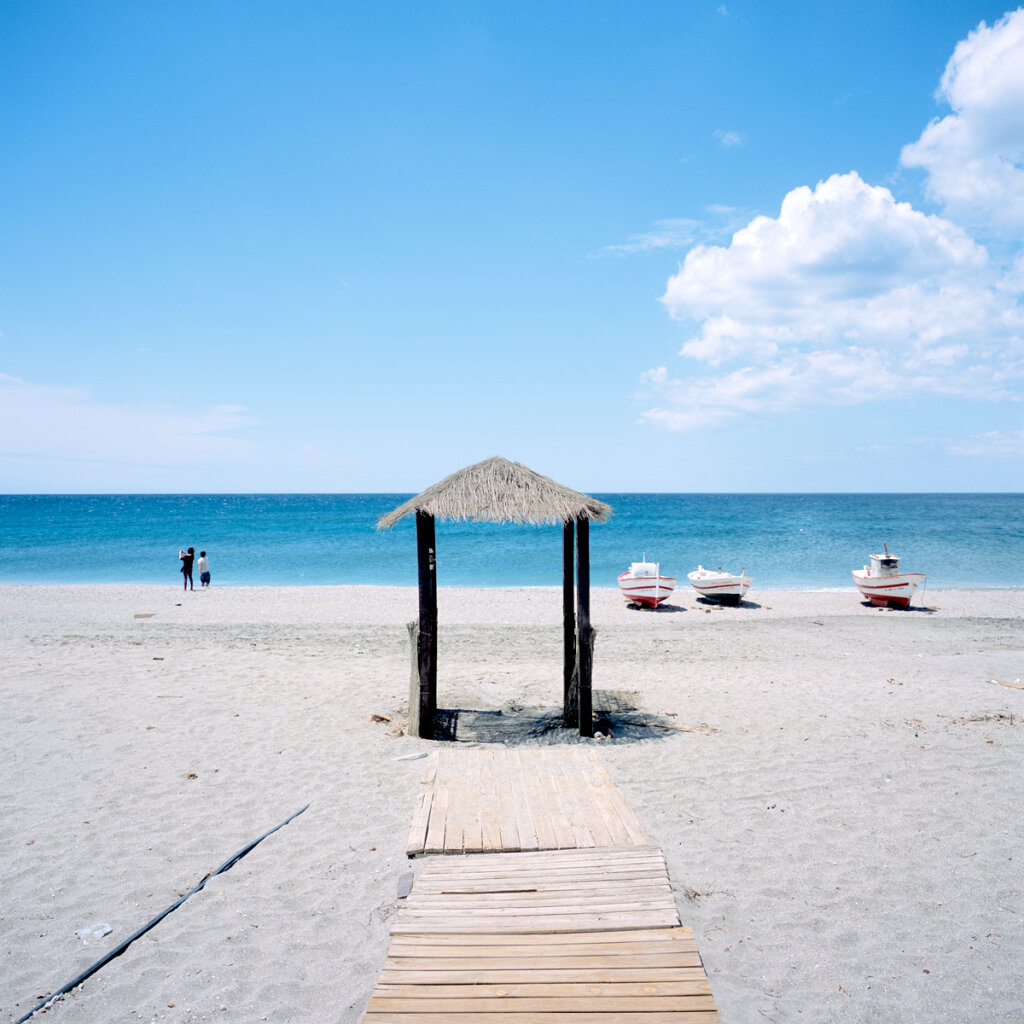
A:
858 600 938 614
625 601 687 613
693 596 763 610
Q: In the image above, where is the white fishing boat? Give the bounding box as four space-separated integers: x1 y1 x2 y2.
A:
687 566 752 605
617 556 677 609
852 545 926 608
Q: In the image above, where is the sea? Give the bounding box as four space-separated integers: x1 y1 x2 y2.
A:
1 493 1022 590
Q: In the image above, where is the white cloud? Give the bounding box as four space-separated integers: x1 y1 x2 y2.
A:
600 218 708 256
600 208 752 257
715 129 745 149
644 171 1024 429
901 7 1024 234
0 374 256 470
948 427 1024 456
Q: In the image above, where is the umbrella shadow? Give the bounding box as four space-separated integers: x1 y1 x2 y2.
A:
431 689 704 745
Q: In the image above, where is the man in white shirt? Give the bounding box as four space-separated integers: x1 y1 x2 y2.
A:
197 551 211 588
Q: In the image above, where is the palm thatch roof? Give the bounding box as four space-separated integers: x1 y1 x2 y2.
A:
377 456 612 529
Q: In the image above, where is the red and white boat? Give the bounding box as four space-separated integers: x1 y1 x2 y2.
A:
617 557 677 608
852 545 926 608
687 566 751 605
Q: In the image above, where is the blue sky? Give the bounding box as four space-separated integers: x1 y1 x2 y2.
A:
2 1 1023 492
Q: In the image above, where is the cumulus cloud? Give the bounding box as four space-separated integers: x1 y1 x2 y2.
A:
0 374 255 470
644 171 1024 427
901 7 1024 234
642 9 1024 434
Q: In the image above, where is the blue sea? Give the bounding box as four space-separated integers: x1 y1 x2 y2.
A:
0 493 1021 589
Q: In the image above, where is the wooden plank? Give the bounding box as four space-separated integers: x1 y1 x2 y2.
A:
414 843 663 866
578 759 632 846
412 862 667 881
371 981 713 997
541 750 579 849
406 886 675 905
543 748 595 849
388 927 697 947
591 762 648 845
445 745 469 854
405 753 439 857
390 912 683 934
421 748 451 855
364 1012 723 1023
399 899 679 918
505 747 539 852
492 749 521 852
410 868 670 889
378 950 704 966
381 962 705 976
562 752 612 848
479 749 504 852
377 968 711 985
519 749 559 850
366 996 719 1012
385 941 699 959
461 747 484 853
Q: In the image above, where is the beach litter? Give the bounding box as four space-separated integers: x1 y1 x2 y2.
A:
74 923 111 945
392 752 428 761
989 678 1024 690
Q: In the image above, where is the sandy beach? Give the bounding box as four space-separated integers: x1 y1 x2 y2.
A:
2 583 1022 1024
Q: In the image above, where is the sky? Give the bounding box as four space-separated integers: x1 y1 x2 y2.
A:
2 0 1023 493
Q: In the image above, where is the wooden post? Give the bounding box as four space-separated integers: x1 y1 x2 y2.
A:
576 516 593 737
562 518 577 727
406 620 421 737
415 511 437 738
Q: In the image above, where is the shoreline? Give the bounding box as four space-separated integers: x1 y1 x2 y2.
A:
2 583 1022 1023
5 580 1024 594
2 583 1023 627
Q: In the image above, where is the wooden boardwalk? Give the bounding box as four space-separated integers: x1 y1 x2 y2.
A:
364 927 720 1022
394 846 680 934
406 747 648 857
361 748 722 1021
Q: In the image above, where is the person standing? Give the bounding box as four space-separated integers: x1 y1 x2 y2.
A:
179 547 195 591
197 550 211 588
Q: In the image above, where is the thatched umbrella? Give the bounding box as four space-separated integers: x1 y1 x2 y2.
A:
378 457 612 738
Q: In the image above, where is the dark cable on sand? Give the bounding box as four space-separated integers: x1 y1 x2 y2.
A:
14 803 310 1024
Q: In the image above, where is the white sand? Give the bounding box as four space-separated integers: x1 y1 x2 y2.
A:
1 584 1022 1024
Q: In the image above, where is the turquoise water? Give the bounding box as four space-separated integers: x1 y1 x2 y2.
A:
0 493 1021 589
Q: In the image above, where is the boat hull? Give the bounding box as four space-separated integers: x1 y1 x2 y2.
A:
851 570 926 608
617 573 677 608
687 572 751 605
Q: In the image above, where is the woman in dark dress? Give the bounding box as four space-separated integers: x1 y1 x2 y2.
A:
179 547 195 591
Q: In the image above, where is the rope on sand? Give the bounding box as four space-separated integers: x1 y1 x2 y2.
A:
14 803 310 1024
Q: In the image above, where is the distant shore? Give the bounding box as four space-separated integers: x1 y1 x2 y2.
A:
2 583 1022 1023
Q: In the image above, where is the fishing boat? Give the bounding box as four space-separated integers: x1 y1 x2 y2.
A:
617 557 677 608
852 545 926 608
687 566 752 605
